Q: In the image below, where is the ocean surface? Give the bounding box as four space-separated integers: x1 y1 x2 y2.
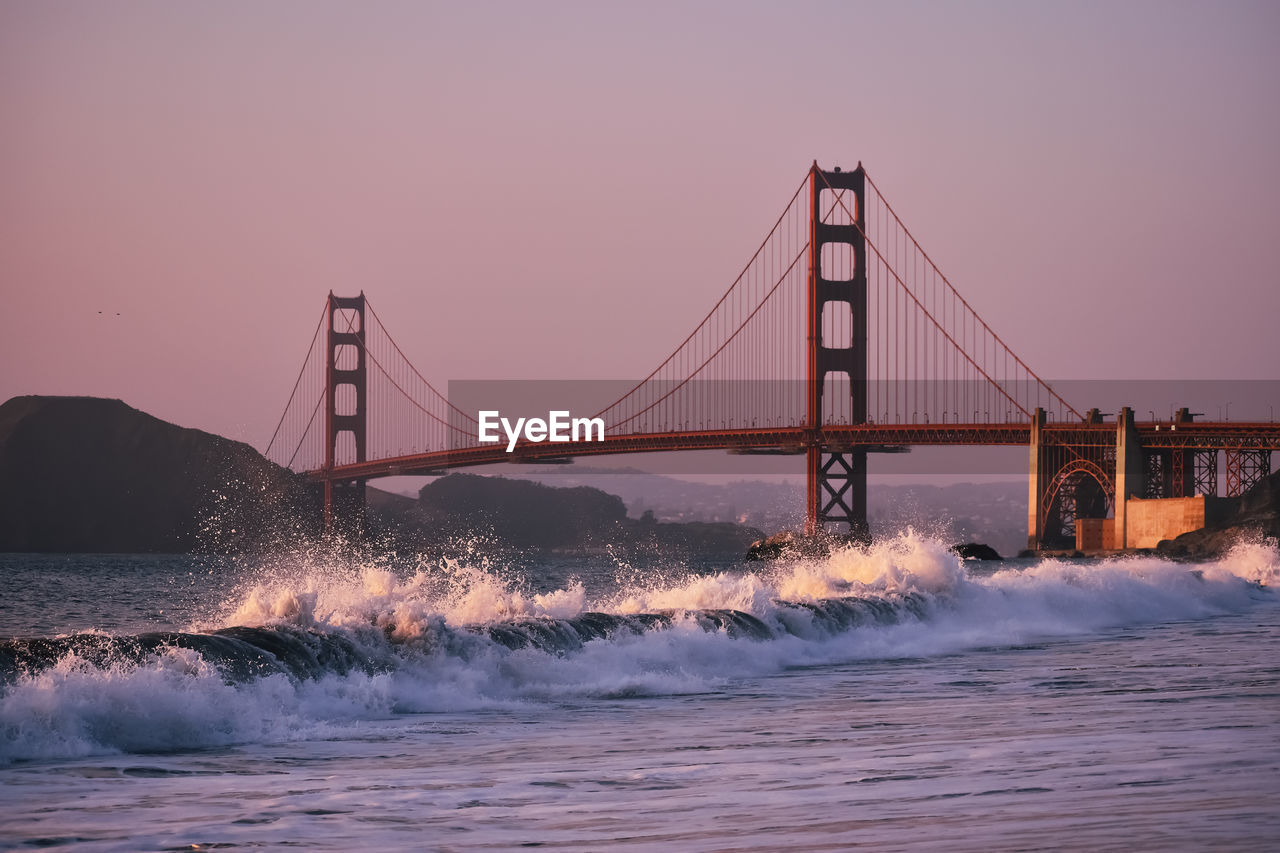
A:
1 534 1278 851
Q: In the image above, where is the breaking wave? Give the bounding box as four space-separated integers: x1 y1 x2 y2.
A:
2 532 1275 763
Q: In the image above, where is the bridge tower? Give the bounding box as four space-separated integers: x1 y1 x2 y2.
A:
806 163 869 540
323 292 367 536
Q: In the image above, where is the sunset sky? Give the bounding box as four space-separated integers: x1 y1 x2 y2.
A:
2 1 1278 452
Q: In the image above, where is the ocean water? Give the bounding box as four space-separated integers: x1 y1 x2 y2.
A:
1 534 1278 851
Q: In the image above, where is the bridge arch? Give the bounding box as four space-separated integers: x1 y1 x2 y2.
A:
1041 459 1114 548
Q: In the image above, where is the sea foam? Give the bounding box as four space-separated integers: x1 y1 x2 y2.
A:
2 533 1275 763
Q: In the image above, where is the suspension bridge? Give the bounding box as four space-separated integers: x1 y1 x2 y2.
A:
266 163 1279 551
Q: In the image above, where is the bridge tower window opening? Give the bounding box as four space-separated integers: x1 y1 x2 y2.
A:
821 300 853 349
334 383 359 418
333 344 359 371
332 430 358 467
818 188 858 227
822 371 851 425
820 242 855 282
332 307 361 333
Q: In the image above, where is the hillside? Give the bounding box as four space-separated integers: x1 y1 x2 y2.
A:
367 473 762 555
417 474 628 549
487 467 1028 556
0 396 318 553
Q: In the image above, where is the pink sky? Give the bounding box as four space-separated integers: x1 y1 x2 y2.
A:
2 1 1278 450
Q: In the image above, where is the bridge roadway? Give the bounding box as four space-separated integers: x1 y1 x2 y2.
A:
307 421 1280 482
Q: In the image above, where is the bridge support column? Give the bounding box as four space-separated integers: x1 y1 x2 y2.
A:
324 292 368 538
807 446 868 540
1027 407 1045 551
1194 450 1219 497
804 162 869 541
1171 408 1195 498
806 445 820 534
1225 449 1271 497
1114 406 1143 549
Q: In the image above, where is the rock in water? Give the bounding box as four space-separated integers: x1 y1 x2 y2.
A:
745 530 801 561
745 530 848 561
950 542 1002 560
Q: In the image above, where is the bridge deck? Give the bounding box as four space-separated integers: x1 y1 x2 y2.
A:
306 421 1280 481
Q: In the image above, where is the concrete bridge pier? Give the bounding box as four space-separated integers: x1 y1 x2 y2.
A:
1026 407 1046 552
1114 407 1144 549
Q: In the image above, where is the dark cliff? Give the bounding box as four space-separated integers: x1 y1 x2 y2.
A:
0 396 318 553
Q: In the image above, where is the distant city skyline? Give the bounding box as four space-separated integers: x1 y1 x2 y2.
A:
4 0 1278 459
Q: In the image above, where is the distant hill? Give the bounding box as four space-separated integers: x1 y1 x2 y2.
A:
366 473 763 556
417 474 628 549
0 396 318 553
497 466 1028 556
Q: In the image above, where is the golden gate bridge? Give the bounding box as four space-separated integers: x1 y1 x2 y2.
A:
265 163 1279 551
